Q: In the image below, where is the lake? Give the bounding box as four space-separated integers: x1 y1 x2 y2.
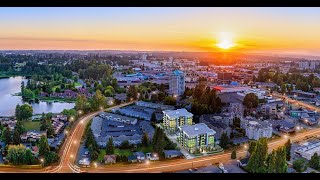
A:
0 76 75 117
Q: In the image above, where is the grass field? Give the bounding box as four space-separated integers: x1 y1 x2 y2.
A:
21 121 41 131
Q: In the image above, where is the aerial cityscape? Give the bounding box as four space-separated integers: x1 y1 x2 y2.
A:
1 7 320 174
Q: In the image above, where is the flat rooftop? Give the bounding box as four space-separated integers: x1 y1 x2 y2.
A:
163 108 193 119
180 123 216 137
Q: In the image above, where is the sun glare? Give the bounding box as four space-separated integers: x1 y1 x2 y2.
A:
216 32 236 50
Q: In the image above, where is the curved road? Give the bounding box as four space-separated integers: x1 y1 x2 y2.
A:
1 96 320 173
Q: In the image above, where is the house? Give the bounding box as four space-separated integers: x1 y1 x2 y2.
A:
146 153 159 161
104 155 116 164
79 158 90 167
133 151 145 162
128 155 138 163
163 150 183 159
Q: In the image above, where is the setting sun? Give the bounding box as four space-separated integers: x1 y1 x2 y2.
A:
217 40 234 49
216 32 236 50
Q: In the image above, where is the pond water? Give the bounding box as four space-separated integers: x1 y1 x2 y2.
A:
0 76 75 117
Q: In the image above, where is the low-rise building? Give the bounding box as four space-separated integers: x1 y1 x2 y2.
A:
163 108 193 132
163 150 183 159
295 140 320 160
199 114 232 139
178 123 216 153
99 112 138 125
241 117 272 140
260 103 277 116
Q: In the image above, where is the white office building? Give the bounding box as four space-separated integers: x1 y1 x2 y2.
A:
169 70 185 96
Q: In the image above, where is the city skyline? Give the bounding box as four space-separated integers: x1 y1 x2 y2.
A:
1 7 320 56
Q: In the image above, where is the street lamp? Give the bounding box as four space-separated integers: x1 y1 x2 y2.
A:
69 116 74 122
94 162 98 168
145 160 150 165
100 106 103 110
40 158 44 168
65 130 69 135
70 155 74 159
73 140 77 144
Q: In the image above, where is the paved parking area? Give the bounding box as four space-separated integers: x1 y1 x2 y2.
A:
176 160 246 173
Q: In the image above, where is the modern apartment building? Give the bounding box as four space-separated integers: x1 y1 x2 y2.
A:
178 123 216 153
163 108 193 132
169 70 185 96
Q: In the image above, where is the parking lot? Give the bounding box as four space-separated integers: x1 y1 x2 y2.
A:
176 160 246 173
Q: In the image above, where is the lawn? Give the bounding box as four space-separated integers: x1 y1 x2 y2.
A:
114 149 133 156
21 121 41 131
74 82 81 87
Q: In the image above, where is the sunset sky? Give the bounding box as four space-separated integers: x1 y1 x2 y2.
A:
1 7 320 55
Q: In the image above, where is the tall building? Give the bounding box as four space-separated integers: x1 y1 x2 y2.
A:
169 70 185 96
310 61 316 70
298 61 310 70
141 54 147 61
217 72 233 84
178 123 216 153
163 108 193 132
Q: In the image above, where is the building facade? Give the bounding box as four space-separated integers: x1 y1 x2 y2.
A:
169 70 185 96
178 123 216 153
241 117 273 140
163 108 193 132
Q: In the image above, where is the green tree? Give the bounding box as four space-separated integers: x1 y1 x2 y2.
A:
246 138 268 173
284 139 291 161
127 85 138 101
243 93 259 109
16 104 33 121
231 149 237 159
15 121 26 135
142 133 149 147
248 141 257 155
38 135 50 157
13 129 21 145
92 90 107 110
24 148 34 165
275 146 288 173
293 159 307 172
6 144 26 165
44 151 59 166
150 94 158 103
157 92 165 101
75 94 88 112
2 127 12 145
309 153 320 170
152 127 166 157
219 132 229 149
164 96 176 106
106 137 115 155
267 150 277 173
151 112 157 124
